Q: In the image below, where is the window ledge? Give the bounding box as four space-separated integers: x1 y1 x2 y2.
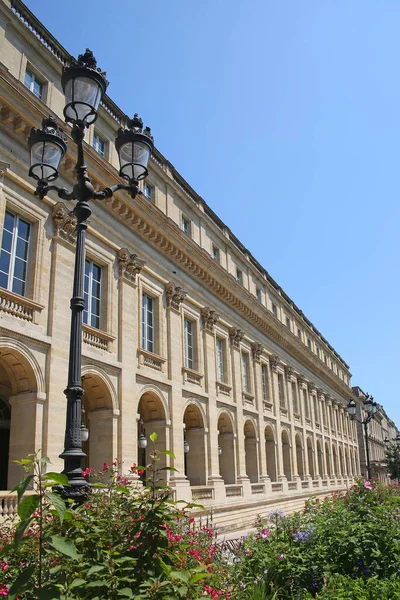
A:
0 287 43 322
83 324 115 352
138 348 166 372
242 391 255 406
182 367 203 385
216 381 232 397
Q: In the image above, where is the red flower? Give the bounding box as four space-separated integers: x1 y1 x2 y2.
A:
102 463 109 471
82 467 93 477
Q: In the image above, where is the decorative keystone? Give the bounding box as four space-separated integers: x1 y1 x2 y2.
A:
269 355 280 372
285 366 295 381
52 202 77 243
201 307 220 332
229 327 244 348
165 281 187 310
251 342 263 361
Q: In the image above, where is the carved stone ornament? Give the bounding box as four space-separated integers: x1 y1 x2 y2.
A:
229 327 244 348
251 342 263 361
52 202 77 243
201 307 220 332
165 281 188 310
297 375 306 387
308 382 317 395
285 366 295 381
0 161 9 180
117 248 146 283
269 355 280 372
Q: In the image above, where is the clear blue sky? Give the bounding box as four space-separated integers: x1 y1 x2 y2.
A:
25 0 400 426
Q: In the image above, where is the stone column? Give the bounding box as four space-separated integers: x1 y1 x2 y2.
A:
229 327 251 497
285 367 300 488
252 343 270 491
269 356 287 492
201 307 225 501
165 282 191 502
117 248 145 467
8 392 46 488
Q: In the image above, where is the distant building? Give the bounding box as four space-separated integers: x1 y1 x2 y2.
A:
0 0 362 529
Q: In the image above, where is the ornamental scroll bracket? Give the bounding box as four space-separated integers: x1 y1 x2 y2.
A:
269 355 280 372
201 307 220 332
229 327 244 348
285 366 295 381
297 375 306 387
251 342 263 361
165 281 187 311
52 201 77 243
117 248 146 283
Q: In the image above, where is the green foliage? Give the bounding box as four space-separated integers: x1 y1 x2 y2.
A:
0 446 225 599
222 479 400 599
384 443 400 482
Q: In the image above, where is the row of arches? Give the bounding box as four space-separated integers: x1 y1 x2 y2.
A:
0 338 358 491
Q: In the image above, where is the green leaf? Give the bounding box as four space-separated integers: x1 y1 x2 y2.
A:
149 432 158 442
18 494 40 521
170 571 190 583
7 565 35 599
158 450 175 458
69 578 86 589
86 580 106 588
48 535 80 561
11 474 34 503
40 457 51 464
14 517 33 548
87 565 105 576
160 466 178 472
37 585 63 600
44 472 69 486
46 492 66 524
118 589 133 598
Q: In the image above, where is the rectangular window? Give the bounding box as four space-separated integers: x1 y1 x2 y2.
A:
314 396 319 424
297 328 302 340
184 318 194 370
92 132 106 157
291 381 298 414
241 353 249 392
261 365 269 401
0 211 31 296
142 293 155 352
181 215 191 235
303 389 309 419
24 68 43 99
286 316 291 329
236 267 242 284
278 373 285 407
272 303 278 317
307 338 312 350
84 260 102 329
143 182 154 201
216 338 225 382
256 287 262 302
212 244 220 263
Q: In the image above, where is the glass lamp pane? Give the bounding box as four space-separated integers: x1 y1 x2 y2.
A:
118 141 150 180
30 141 62 181
64 77 101 124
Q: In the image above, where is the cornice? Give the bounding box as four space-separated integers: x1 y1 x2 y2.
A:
0 85 350 399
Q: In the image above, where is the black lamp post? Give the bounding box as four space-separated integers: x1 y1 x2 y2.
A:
347 395 378 481
27 49 154 500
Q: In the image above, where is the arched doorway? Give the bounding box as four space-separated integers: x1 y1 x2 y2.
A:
307 437 314 480
0 398 10 490
317 440 323 478
183 403 206 486
217 412 236 484
325 442 331 477
295 434 304 480
265 425 277 482
81 372 116 472
244 420 258 483
138 391 168 482
282 430 291 481
0 342 43 489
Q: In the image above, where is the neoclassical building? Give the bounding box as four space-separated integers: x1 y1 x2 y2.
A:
352 386 397 483
0 0 361 528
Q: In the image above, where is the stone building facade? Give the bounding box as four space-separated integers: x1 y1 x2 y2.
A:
352 386 397 483
0 0 361 528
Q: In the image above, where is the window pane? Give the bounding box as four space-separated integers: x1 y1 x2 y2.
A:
0 251 11 277
1 230 13 253
13 257 26 281
0 272 8 290
83 309 88 325
12 278 24 296
16 238 29 261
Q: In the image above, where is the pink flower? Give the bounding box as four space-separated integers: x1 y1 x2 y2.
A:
364 480 372 490
82 467 92 477
278 554 284 560
102 462 109 471
260 528 271 539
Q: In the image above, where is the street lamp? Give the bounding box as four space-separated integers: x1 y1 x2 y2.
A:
27 49 154 500
347 394 378 481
